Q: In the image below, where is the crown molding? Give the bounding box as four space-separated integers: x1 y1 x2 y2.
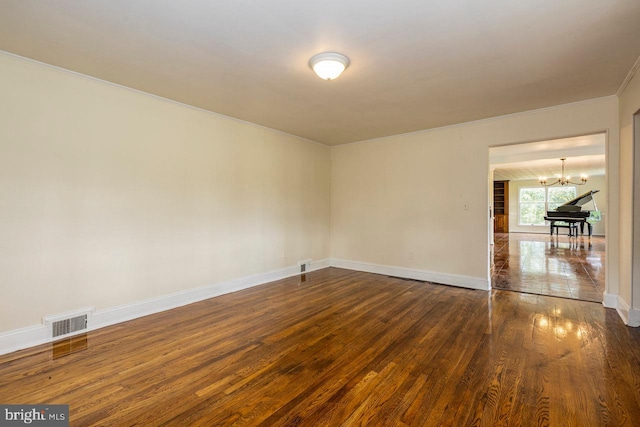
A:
617 54 640 97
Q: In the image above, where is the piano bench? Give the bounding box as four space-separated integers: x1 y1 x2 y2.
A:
551 222 579 237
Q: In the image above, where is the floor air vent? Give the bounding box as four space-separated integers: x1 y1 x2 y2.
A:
44 308 93 339
297 259 312 274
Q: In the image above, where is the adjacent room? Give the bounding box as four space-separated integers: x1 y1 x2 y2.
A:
490 135 607 302
1 1 640 425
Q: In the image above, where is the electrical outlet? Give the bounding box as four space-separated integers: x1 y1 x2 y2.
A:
409 252 414 260
282 251 287 259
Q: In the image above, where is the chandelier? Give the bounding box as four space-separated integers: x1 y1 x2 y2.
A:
539 158 588 186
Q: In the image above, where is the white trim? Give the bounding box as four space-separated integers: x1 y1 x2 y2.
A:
0 259 330 356
616 296 640 327
330 258 490 291
0 325 49 356
2 257 631 355
0 51 620 150
602 292 618 309
338 96 617 147
628 308 640 327
0 50 327 148
310 259 331 270
616 54 640 96
617 297 631 325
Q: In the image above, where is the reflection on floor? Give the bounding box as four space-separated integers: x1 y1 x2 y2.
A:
491 232 605 302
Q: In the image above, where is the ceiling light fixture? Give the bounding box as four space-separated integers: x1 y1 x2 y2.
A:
309 52 350 80
539 158 588 186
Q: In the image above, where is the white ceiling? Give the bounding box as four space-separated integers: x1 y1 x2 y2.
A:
0 1 639 145
491 134 606 181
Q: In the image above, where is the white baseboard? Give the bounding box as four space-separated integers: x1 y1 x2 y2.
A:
629 309 640 327
0 259 330 356
0 325 49 356
602 292 618 309
616 296 640 327
626 308 640 328
3 257 632 356
330 258 489 291
310 258 331 270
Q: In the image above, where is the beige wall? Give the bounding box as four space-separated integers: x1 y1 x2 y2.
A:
331 97 619 291
331 129 488 282
618 67 640 312
508 176 607 236
0 48 633 336
0 54 331 333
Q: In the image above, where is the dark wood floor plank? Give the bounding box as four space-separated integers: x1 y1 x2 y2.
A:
492 232 605 302
1 267 639 426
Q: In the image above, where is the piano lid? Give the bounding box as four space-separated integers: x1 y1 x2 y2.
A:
561 189 600 207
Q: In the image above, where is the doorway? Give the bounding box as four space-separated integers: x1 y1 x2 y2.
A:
489 134 607 302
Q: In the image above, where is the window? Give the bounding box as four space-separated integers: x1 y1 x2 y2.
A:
589 210 602 222
519 188 546 225
547 187 577 211
518 186 576 225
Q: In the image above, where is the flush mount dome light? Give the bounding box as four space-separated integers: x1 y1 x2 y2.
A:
309 52 350 80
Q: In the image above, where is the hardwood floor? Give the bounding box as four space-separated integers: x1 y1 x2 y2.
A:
492 232 605 302
1 268 639 426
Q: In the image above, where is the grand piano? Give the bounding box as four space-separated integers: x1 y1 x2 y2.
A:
544 190 599 237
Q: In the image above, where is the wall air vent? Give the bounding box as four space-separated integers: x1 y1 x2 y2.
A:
52 315 87 338
297 259 312 274
43 308 94 339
